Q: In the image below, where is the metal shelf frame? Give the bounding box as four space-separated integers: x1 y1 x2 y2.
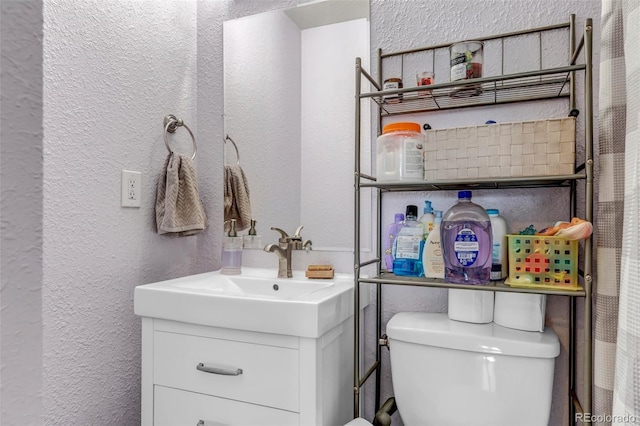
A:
353 15 594 425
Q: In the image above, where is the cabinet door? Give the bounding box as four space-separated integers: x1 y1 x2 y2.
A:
154 331 299 412
154 385 299 426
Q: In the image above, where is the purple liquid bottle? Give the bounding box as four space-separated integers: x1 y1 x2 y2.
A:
384 213 405 270
441 191 492 284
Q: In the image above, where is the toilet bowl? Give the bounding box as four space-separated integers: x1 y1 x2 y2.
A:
384 312 560 426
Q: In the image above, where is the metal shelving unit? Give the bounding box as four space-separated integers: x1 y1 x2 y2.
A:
353 15 594 425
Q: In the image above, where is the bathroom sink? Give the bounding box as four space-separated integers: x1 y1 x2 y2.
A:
134 267 368 338
178 275 334 300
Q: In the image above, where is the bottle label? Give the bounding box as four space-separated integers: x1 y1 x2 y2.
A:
492 242 500 263
382 81 401 102
422 221 434 240
404 140 423 176
395 235 422 260
490 267 502 280
453 228 479 266
450 62 467 82
426 239 445 277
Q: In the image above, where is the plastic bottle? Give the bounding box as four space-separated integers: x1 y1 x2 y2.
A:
221 219 243 275
441 191 492 284
419 200 435 240
393 205 424 277
243 219 262 249
423 210 444 279
376 122 425 182
486 209 508 280
383 213 405 270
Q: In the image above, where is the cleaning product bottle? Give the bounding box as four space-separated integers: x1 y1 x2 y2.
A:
441 191 492 284
423 210 444 279
221 219 243 275
486 209 508 280
419 200 435 240
392 205 424 276
384 213 405 270
243 219 262 249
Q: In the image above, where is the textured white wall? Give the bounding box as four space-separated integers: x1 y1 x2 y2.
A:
42 1 212 423
0 1 44 424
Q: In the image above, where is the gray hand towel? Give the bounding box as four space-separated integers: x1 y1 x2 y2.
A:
224 164 252 231
156 153 208 236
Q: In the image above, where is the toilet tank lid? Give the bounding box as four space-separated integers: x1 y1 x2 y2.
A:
386 313 560 358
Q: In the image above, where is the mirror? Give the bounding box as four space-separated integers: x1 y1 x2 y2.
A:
223 0 371 252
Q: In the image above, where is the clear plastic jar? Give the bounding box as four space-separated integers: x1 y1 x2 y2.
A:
376 122 425 182
450 41 484 82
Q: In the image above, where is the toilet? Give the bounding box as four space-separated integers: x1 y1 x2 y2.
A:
347 312 559 426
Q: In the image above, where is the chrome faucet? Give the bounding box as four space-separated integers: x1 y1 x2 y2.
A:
264 226 313 278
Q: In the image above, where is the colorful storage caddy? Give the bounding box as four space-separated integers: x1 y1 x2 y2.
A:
505 234 581 291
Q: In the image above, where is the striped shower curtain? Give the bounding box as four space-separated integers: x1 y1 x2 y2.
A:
595 0 640 425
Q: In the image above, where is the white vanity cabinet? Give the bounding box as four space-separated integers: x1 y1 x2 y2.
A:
140 317 355 426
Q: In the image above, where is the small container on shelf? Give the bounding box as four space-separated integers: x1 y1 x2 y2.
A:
449 41 484 81
376 122 425 182
383 77 403 103
416 71 434 98
505 234 580 291
449 40 483 97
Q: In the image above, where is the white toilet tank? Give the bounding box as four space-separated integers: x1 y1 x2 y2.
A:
386 312 560 426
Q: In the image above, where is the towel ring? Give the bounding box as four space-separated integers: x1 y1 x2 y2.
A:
224 135 240 165
164 114 197 160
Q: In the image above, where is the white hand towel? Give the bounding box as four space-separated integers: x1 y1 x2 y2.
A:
156 153 207 236
224 164 252 231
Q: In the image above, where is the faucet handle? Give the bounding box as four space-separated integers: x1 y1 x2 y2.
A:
270 227 289 244
293 226 304 238
270 227 289 238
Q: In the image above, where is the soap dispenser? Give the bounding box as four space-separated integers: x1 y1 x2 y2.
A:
221 219 243 275
243 219 262 249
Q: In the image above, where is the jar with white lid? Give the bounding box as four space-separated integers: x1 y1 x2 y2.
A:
376 122 425 182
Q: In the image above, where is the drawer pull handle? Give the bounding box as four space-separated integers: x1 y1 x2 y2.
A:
197 421 228 426
196 362 243 376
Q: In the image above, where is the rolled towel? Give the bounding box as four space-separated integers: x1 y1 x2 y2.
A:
224 164 252 231
156 153 207 236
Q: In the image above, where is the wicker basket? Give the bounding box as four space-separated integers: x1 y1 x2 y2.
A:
424 117 575 180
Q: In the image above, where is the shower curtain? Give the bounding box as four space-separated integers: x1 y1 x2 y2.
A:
595 0 640 425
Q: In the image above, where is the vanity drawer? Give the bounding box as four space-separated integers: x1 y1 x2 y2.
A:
153 331 299 412
154 385 299 426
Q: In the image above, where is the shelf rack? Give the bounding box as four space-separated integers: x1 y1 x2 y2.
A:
353 15 594 425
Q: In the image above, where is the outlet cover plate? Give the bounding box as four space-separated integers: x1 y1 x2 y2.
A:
121 170 141 208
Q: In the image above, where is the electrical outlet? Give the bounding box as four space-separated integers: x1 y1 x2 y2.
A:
121 170 141 208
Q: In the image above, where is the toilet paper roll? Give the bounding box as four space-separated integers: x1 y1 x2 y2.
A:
448 289 494 324
494 292 546 332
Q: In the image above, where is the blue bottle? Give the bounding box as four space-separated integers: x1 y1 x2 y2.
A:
441 191 492 284
393 205 425 277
